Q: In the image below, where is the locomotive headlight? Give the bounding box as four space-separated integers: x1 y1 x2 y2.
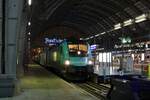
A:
88 60 93 65
65 60 70 66
77 51 81 55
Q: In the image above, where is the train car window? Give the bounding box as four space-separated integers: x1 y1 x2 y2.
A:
79 44 87 52
68 44 88 57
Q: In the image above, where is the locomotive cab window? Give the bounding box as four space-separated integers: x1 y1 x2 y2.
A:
68 44 88 57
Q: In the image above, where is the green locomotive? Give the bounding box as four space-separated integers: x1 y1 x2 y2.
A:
36 39 94 80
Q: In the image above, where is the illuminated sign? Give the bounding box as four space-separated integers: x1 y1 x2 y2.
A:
99 52 112 62
90 44 97 50
119 36 131 44
44 38 63 45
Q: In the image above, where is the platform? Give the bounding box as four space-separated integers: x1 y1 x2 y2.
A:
94 65 140 76
0 64 99 100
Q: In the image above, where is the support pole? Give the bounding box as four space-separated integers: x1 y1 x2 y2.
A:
1 0 6 74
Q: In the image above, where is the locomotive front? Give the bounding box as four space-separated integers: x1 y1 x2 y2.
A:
63 41 94 78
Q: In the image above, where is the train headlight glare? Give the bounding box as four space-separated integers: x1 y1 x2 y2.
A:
88 60 93 65
65 60 70 65
77 51 81 55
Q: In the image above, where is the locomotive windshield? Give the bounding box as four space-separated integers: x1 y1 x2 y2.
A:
68 44 88 56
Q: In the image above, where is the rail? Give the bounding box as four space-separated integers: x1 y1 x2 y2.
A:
74 82 110 100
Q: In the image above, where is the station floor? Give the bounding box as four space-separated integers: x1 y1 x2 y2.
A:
0 64 99 100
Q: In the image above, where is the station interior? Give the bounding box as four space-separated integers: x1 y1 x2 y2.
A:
0 0 150 100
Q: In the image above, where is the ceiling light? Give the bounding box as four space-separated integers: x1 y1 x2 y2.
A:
145 44 148 48
135 14 147 23
28 22 31 26
86 38 89 40
123 19 133 26
80 38 83 40
90 36 94 39
100 32 106 35
28 0 32 6
114 23 121 30
28 32 31 35
95 34 100 37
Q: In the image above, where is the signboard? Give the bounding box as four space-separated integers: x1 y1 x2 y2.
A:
44 38 63 45
90 44 97 50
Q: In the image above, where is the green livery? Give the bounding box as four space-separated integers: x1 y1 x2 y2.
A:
36 39 93 80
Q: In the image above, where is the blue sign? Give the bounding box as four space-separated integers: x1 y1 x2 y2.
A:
44 38 63 45
90 44 97 50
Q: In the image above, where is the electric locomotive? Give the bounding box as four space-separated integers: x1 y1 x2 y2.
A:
35 39 94 80
49 39 93 80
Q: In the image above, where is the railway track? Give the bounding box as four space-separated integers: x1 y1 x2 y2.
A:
74 82 110 100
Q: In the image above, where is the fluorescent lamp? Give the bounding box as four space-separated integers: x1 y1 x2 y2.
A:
100 32 106 35
114 23 121 30
90 36 94 39
28 22 31 26
123 19 133 26
28 32 31 35
80 38 83 40
28 0 32 6
146 44 148 48
141 53 145 61
122 38 127 44
128 49 132 52
95 34 100 37
86 38 89 40
131 54 134 60
135 14 147 23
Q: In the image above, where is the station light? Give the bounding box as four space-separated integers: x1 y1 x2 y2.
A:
100 32 106 35
122 80 127 83
28 0 32 6
80 38 83 40
126 37 131 43
28 22 31 26
88 60 93 65
141 53 145 61
120 37 131 44
128 49 132 52
123 19 133 26
114 23 121 30
53 52 57 61
95 34 100 37
145 44 148 48
28 38 30 41
91 36 94 39
84 13 148 40
28 32 31 35
131 54 134 60
135 14 147 23
86 37 89 40
122 38 127 44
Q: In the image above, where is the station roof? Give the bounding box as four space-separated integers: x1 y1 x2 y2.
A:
26 0 150 48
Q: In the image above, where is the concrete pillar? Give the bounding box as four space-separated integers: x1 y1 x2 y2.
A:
0 0 24 97
0 0 2 74
16 11 27 78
